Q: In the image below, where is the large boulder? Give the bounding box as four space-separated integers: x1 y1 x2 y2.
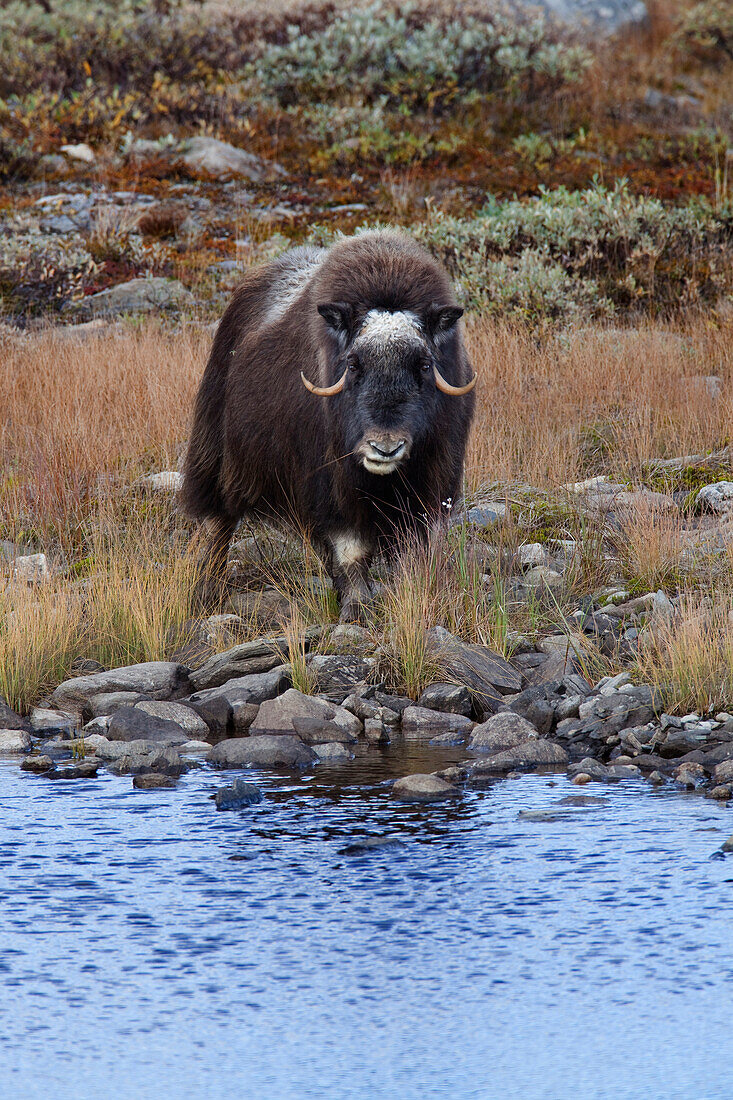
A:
51 661 187 716
133 700 209 739
107 745 187 776
249 688 361 738
189 639 289 691
73 278 194 319
106 707 191 744
185 666 291 735
179 136 287 182
210 735 316 769
0 730 32 753
469 711 539 752
428 626 522 715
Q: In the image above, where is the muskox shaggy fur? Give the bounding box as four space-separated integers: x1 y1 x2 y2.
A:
181 230 476 618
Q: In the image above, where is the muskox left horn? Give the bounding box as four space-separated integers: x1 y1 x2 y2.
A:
300 368 348 397
433 366 477 396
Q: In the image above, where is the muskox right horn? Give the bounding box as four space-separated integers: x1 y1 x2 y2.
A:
300 368 348 397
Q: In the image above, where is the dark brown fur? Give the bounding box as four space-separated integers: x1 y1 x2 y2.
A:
181 231 476 615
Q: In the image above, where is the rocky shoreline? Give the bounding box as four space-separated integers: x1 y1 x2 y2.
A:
4 609 733 808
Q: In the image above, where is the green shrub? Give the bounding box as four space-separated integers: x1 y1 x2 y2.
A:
250 2 592 109
413 181 733 317
673 0 733 63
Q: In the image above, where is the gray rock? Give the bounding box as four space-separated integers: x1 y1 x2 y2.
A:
47 761 100 780
29 708 77 737
417 682 473 717
107 746 186 776
0 730 32 753
428 626 522 712
51 661 187 715
291 716 357 744
180 136 286 182
429 730 468 747
518 542 549 568
521 0 647 33
364 718 390 745
20 754 55 774
308 654 375 694
12 552 49 583
470 740 569 774
0 700 30 732
392 773 458 802
186 666 291 729
469 711 539 752
133 773 179 789
106 707 190 745
467 503 507 526
72 278 194 319
214 778 263 809
134 700 209 739
606 763 642 780
313 742 354 762
696 481 733 514
567 756 607 783
189 640 288 691
249 688 361 738
401 706 473 739
328 623 373 650
210 735 316 769
506 686 557 734
87 691 147 718
179 740 212 755
713 760 733 785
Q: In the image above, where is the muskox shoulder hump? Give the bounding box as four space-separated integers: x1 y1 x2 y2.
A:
263 245 326 327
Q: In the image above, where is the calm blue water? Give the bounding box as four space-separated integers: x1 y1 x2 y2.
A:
1 748 733 1100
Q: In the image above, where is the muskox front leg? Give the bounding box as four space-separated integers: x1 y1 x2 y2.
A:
195 515 237 606
330 533 374 623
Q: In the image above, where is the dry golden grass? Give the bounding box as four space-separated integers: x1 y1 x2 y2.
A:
634 592 733 715
0 324 208 549
464 318 733 491
2 314 732 709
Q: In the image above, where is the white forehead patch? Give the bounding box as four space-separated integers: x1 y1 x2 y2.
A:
355 309 423 349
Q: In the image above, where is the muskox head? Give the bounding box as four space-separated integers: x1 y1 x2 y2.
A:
301 303 476 476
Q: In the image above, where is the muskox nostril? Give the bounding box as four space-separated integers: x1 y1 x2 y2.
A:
369 440 405 458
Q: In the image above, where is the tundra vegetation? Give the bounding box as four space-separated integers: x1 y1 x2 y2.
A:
1 1 733 797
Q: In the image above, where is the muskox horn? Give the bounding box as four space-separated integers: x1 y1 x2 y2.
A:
432 365 477 396
300 368 348 397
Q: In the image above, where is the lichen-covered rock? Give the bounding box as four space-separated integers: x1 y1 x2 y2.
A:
133 700 210 739
179 136 286 182
72 277 194 318
0 729 32 753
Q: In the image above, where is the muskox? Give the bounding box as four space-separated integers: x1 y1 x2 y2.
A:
181 230 476 619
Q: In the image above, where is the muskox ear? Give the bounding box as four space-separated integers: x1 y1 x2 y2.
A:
426 304 463 339
318 301 354 341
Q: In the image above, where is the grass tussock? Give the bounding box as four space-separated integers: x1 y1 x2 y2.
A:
634 592 733 715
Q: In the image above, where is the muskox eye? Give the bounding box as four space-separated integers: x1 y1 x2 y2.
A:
420 360 430 373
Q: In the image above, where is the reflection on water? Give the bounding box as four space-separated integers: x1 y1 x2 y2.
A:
1 746 733 1100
